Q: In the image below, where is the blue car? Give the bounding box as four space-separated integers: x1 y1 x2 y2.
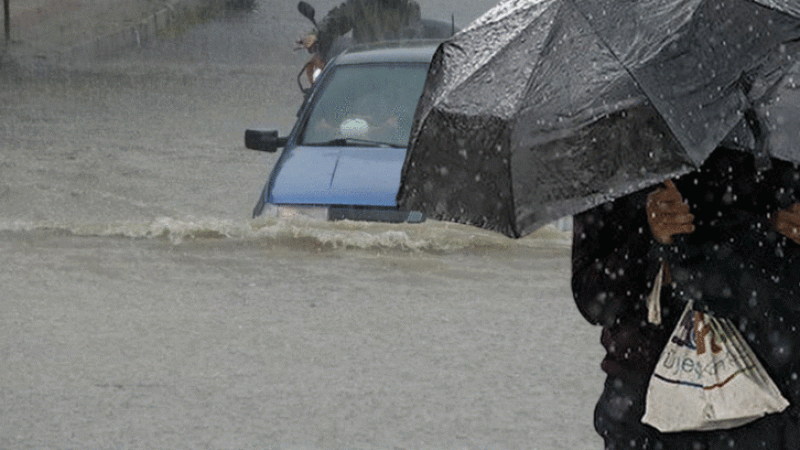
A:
246 40 439 223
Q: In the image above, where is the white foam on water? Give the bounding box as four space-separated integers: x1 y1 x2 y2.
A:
0 215 572 252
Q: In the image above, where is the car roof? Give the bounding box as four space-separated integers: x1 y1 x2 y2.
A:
332 40 440 66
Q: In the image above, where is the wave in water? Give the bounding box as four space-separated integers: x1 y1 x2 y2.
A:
0 215 572 253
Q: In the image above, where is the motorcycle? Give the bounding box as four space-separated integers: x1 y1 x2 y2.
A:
293 1 457 93
295 1 352 93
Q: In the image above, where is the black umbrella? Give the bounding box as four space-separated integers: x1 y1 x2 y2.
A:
397 0 800 238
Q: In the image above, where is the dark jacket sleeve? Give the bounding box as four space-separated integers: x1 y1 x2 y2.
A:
316 0 356 56
765 158 800 297
571 189 662 328
572 189 679 379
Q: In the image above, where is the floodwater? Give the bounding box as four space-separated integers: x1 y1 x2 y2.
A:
1 1 605 449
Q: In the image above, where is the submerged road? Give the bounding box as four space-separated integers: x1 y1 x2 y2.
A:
1 1 606 449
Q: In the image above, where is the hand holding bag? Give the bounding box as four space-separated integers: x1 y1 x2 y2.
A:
641 300 789 432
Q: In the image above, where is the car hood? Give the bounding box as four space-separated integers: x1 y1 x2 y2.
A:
268 145 407 206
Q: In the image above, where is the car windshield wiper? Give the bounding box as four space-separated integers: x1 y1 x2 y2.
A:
304 138 406 148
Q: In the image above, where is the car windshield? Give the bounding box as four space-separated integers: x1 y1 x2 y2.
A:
300 63 429 148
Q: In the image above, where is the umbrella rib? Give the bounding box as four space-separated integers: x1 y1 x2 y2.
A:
752 0 800 18
562 0 701 162
564 0 636 93
434 0 564 112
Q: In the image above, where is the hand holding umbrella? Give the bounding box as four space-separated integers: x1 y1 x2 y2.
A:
646 180 695 245
775 203 800 246
648 180 800 246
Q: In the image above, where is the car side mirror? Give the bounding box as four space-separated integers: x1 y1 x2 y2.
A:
244 129 287 153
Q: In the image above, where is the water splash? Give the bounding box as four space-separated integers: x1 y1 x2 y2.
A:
0 215 572 253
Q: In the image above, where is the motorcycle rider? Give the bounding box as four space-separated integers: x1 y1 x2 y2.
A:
312 0 422 61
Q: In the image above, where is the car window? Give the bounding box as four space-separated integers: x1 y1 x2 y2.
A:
301 63 429 148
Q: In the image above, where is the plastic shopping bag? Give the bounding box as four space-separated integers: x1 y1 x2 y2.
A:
641 301 789 432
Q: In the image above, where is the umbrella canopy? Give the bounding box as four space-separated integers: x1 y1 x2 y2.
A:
397 0 800 238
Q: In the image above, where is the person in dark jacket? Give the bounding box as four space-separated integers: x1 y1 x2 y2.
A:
314 0 421 59
572 146 800 449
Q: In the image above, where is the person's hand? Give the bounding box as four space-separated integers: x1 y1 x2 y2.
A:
775 203 800 245
646 180 695 245
296 32 318 52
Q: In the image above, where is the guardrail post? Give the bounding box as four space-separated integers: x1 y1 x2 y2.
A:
3 0 9 42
